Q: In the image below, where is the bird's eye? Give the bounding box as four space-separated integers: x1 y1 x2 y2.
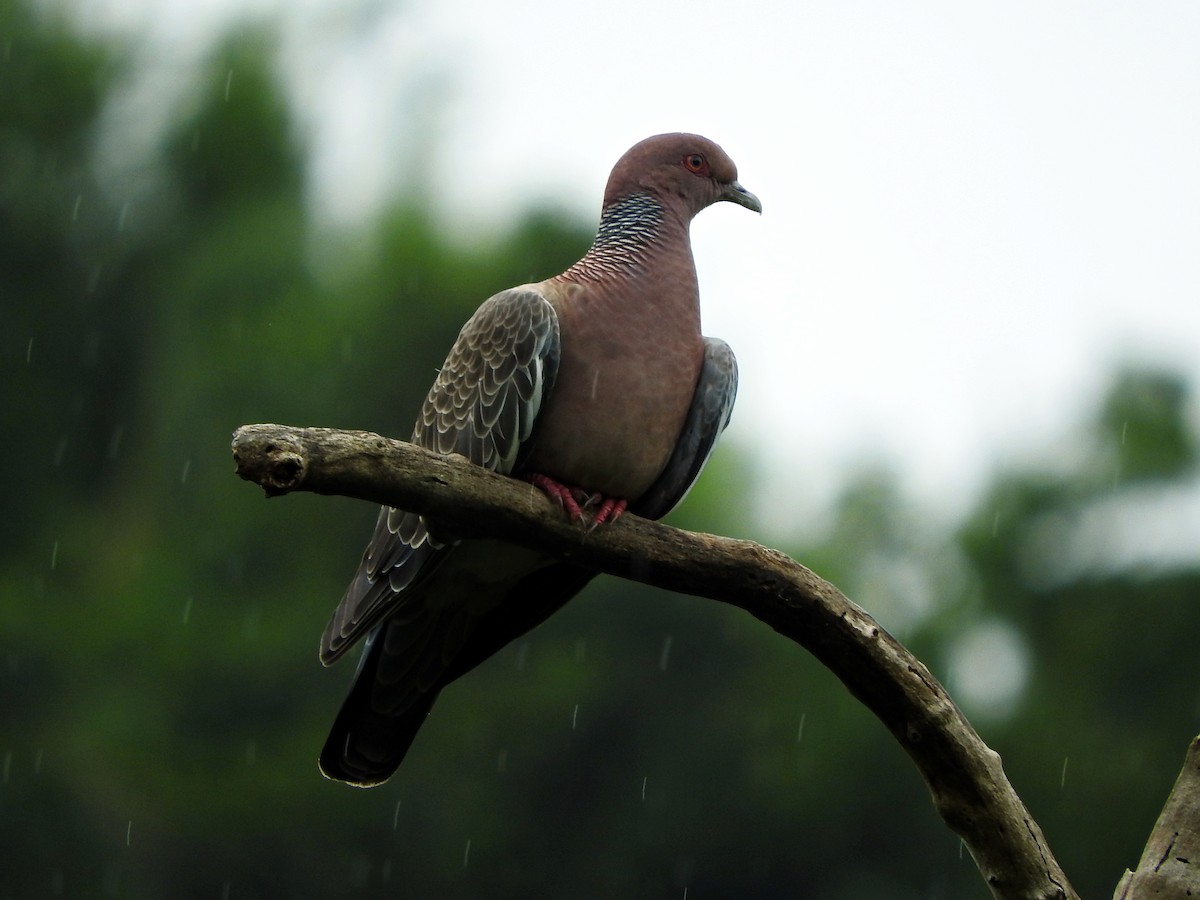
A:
683 153 707 174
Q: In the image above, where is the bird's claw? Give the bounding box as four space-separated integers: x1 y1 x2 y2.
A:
587 496 627 530
528 474 627 528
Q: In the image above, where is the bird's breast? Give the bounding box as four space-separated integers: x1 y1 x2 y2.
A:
521 279 703 500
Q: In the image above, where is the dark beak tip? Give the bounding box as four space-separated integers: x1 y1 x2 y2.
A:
724 180 762 214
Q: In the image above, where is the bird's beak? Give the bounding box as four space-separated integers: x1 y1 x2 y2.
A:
721 180 762 214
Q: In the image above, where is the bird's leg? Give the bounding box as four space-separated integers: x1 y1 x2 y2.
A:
527 474 627 527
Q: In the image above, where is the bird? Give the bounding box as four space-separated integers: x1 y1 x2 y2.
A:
319 133 760 786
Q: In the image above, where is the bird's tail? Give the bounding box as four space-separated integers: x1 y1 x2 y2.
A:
320 563 598 786
319 630 441 787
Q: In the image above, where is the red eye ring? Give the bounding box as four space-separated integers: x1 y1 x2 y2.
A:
683 153 708 174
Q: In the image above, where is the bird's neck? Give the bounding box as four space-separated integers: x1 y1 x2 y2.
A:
556 192 690 284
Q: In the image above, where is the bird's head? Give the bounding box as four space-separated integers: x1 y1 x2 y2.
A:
603 132 762 218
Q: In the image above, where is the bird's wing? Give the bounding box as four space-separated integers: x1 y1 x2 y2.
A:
319 288 561 664
632 336 738 521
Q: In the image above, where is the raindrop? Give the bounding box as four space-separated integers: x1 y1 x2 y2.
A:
50 541 59 570
571 704 579 730
1060 756 1069 788
683 888 688 899
1120 420 1128 446
25 337 32 364
658 634 673 671
462 838 472 868
796 712 806 743
641 776 648 801
590 369 600 399
182 597 193 625
87 264 103 293
82 331 100 367
392 801 401 830
107 425 123 460
243 605 260 640
117 201 130 233
125 820 132 847
180 459 192 484
72 194 82 222
224 69 234 101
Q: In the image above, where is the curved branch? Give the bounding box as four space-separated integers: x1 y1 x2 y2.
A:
232 423 1077 900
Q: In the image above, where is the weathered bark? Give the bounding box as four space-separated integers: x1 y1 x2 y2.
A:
1113 735 1200 899
232 423 1078 899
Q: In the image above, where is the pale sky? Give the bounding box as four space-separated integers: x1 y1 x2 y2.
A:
77 0 1200 529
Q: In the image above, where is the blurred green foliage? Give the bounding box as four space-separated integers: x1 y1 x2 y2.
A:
3 4 1198 897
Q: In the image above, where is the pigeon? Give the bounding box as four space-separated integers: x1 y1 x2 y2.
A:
319 133 760 786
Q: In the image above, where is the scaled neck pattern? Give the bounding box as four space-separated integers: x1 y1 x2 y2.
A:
557 192 670 283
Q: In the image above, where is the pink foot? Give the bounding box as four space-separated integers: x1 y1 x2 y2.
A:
528 474 627 527
589 496 627 527
529 473 586 521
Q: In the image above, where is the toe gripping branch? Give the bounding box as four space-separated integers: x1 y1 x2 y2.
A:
527 474 627 528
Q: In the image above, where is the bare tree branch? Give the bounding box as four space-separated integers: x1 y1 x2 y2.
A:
232 423 1077 900
1113 735 1200 899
